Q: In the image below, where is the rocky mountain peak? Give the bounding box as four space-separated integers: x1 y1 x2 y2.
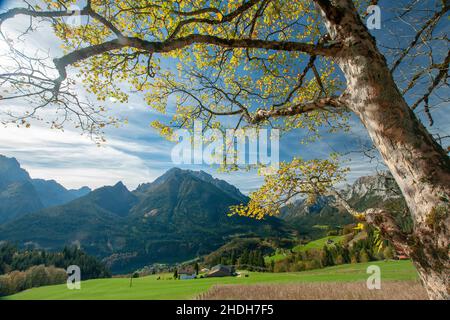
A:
0 155 31 187
134 168 247 202
343 172 401 201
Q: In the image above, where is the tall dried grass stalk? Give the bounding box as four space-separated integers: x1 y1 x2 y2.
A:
197 281 428 300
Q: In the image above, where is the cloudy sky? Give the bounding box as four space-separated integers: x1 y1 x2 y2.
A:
0 0 448 194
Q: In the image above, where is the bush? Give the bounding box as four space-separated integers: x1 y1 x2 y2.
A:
291 261 306 272
383 246 395 260
304 259 321 270
273 260 289 273
335 255 345 265
359 250 370 263
0 243 111 280
342 224 356 235
0 276 12 296
0 265 67 297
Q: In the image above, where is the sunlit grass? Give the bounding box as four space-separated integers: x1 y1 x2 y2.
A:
3 260 418 300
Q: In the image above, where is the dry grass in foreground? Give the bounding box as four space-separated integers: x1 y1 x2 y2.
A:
197 281 428 300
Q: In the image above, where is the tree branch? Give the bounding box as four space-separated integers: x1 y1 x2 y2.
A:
1 5 122 38
365 208 410 254
0 7 87 24
250 96 344 124
49 35 340 92
313 0 345 25
390 4 449 73
169 0 262 39
327 188 410 254
410 50 450 112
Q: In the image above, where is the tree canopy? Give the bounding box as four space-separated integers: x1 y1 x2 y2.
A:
1 0 446 210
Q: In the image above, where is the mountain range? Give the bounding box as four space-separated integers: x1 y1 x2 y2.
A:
0 155 406 273
280 172 408 238
0 157 289 272
0 155 90 224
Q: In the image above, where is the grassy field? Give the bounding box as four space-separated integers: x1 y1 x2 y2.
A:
264 251 290 263
292 235 346 252
265 235 347 263
3 260 418 300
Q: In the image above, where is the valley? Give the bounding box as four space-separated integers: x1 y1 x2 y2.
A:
0 155 409 274
0 155 422 300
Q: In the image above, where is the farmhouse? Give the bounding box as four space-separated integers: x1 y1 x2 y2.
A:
206 264 235 277
178 266 196 280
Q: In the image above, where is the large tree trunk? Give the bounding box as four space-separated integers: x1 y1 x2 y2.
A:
318 0 450 299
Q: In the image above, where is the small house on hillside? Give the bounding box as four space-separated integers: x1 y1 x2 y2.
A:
178 266 196 280
206 264 235 278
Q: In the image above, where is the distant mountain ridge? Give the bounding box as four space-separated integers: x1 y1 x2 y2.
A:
280 172 406 238
0 155 91 224
0 165 289 273
0 156 31 187
31 179 92 208
135 168 247 202
340 173 402 208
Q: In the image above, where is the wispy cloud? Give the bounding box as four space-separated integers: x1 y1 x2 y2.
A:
0 124 168 189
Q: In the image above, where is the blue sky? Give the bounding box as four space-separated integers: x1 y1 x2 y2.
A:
0 0 448 194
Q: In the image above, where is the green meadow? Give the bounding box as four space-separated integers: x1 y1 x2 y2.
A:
292 235 346 252
3 260 418 300
265 235 347 263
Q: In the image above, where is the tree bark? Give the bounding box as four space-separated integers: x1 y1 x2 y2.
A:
318 0 450 299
